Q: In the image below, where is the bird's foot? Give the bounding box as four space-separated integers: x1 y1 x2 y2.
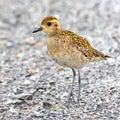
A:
65 92 75 107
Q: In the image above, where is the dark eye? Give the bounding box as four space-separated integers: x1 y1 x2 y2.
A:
47 22 52 26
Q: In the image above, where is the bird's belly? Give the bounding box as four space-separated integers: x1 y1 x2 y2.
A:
49 52 86 69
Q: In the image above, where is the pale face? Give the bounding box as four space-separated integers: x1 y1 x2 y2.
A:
32 16 62 35
41 18 62 35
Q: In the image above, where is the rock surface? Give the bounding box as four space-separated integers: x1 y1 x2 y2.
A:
0 0 120 120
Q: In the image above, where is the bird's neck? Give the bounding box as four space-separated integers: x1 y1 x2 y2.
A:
47 28 62 37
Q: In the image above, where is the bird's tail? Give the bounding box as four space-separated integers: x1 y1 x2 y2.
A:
103 54 111 60
95 49 111 60
91 49 111 62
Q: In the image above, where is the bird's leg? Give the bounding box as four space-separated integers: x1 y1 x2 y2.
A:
67 68 76 102
77 69 81 104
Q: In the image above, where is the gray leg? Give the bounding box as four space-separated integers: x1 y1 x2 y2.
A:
67 68 76 102
77 69 81 103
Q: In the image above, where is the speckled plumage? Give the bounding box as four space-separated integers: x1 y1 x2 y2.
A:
39 16 110 68
33 16 110 104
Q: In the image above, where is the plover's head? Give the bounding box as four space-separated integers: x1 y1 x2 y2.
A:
33 16 62 35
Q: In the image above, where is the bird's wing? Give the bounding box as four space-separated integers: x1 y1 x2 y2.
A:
65 31 110 61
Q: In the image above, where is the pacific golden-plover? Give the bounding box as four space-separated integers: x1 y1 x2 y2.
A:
33 16 110 104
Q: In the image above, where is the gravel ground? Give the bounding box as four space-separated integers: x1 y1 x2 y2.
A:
0 0 120 120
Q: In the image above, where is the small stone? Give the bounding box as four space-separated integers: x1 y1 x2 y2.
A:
42 102 52 109
57 66 64 72
15 89 23 94
15 53 23 59
35 41 43 47
23 80 31 85
28 69 36 75
25 37 34 44
18 93 33 100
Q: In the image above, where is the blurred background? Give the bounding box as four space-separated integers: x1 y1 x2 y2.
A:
0 0 120 119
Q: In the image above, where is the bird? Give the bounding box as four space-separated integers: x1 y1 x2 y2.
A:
33 16 110 104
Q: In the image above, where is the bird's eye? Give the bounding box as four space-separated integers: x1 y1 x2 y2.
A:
47 22 52 26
